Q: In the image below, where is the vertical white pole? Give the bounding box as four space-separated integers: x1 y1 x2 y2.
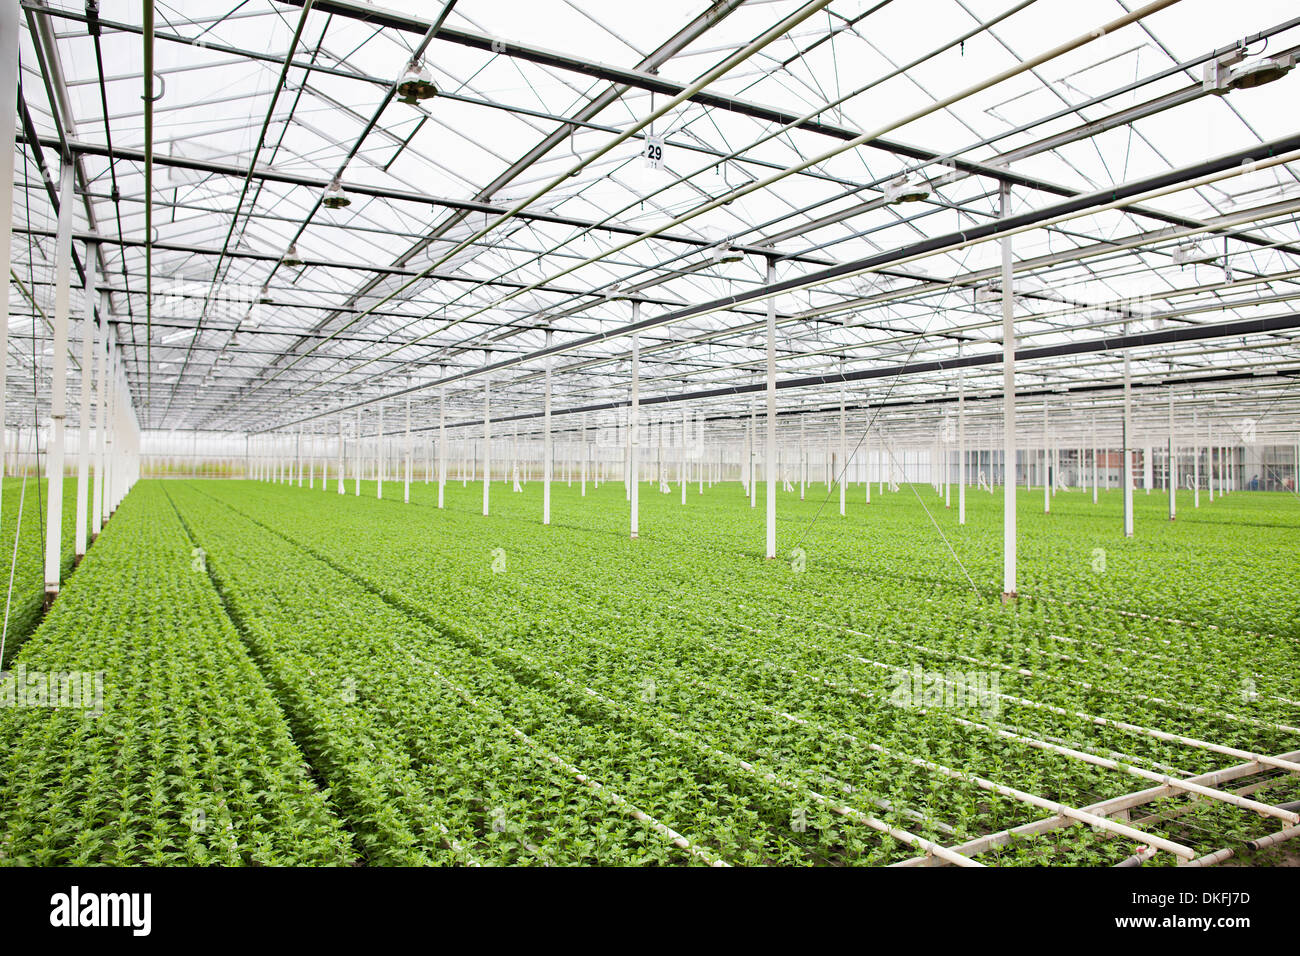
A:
630 318 640 539
438 375 446 508
790 421 800 504
1043 400 1050 514
376 404 383 499
1000 183 1017 600
580 412 587 497
1123 339 1134 538
764 258 777 557
1192 409 1200 508
1091 414 1098 504
838 378 846 518
92 314 108 535
681 405 687 506
1209 426 1215 501
957 368 965 525
749 400 757 508
697 412 703 495
404 395 411 503
482 375 491 516
1143 443 1153 495
75 245 97 558
0 0 16 523
296 427 303 487
45 162 76 596
543 328 553 525
1168 388 1176 521
337 415 344 493
103 346 115 514
355 407 361 496
864 421 871 504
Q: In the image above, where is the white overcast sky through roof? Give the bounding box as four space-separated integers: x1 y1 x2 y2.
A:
9 0 1300 442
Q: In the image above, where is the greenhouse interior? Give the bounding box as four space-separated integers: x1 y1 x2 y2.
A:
1 0 1299 886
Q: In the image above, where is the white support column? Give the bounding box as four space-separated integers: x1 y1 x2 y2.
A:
1091 414 1098 505
580 412 587 497
838 376 846 518
999 183 1017 600
354 408 361 496
103 346 116 514
296 427 303 487
404 395 411 503
1123 337 1135 538
765 257 777 557
749 400 757 508
482 374 491 517
957 366 966 525
376 403 384 499
74 244 97 558
697 413 703 494
92 316 108 535
790 421 800 504
543 327 553 525
864 421 871 504
1193 409 1200 508
681 405 687 506
438 374 447 508
45 162 76 596
1209 427 1215 501
1043 400 1050 514
1168 388 1176 521
1143 442 1153 495
337 415 345 494
0 0 16 514
630 319 640 540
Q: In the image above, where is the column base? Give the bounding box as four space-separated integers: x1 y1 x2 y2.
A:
1000 591 1017 604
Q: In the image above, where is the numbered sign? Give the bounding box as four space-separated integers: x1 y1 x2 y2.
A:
644 134 665 170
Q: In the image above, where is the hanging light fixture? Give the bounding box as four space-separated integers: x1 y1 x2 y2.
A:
322 176 351 209
883 173 932 204
710 243 744 264
1204 51 1296 94
1172 241 1215 266
396 59 438 104
281 243 303 267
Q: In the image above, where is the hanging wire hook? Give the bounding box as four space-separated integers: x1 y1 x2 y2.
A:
141 71 165 103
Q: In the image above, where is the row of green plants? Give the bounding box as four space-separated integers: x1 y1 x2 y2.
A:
8 474 1289 866
0 483 355 865
0 477 80 668
177 478 1298 864
169 482 896 864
